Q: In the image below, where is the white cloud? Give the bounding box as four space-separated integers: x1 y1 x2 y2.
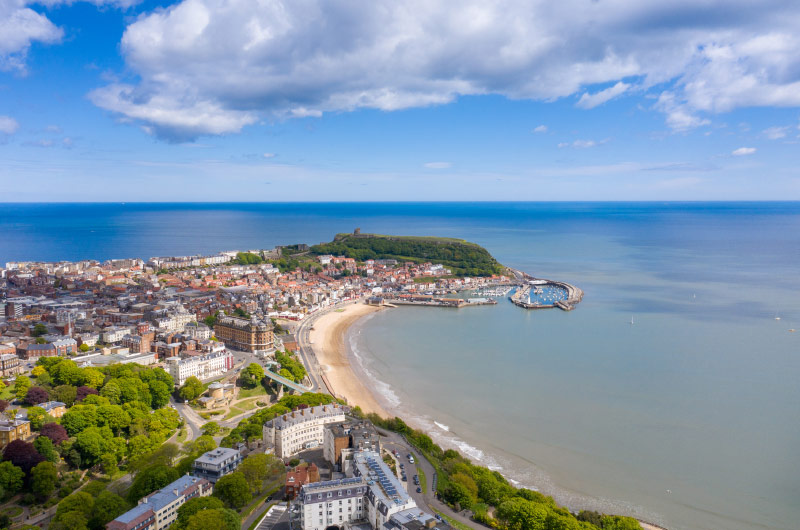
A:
0 115 19 134
88 0 800 138
762 126 789 139
424 162 451 169
263 152 276 158
559 138 608 149
576 81 631 109
732 147 757 156
533 125 547 133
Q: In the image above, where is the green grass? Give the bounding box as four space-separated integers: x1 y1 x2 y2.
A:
224 399 260 420
433 509 476 530
413 276 458 284
238 385 268 399
0 386 14 400
1 506 23 518
177 428 188 443
416 465 427 494
241 482 283 521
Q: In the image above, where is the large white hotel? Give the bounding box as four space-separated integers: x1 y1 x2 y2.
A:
165 350 234 386
262 403 348 458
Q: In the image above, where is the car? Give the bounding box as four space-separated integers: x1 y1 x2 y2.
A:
416 487 422 493
399 464 404 469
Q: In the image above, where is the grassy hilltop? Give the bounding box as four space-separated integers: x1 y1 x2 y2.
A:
309 232 505 277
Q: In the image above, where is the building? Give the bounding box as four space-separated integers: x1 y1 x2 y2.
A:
0 419 31 448
165 350 234 386
263 404 348 458
106 475 211 530
351 451 417 530
324 421 381 469
299 477 367 530
51 337 77 355
286 463 320 500
37 401 67 418
184 322 212 340
0 352 21 377
17 343 57 360
191 447 242 483
214 314 274 353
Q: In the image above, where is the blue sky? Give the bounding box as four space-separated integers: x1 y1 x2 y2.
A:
1 0 799 201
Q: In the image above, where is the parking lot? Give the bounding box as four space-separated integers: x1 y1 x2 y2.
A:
256 503 288 530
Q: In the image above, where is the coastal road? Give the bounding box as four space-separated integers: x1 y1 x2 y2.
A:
380 432 482 530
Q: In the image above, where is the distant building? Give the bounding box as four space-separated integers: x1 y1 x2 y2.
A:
263 404 348 458
0 419 31 448
106 475 211 530
165 350 234 386
36 401 67 418
299 477 367 530
191 447 242 483
17 343 57 360
0 352 21 377
214 314 274 353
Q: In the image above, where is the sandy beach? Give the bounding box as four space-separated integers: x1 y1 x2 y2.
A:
308 302 389 417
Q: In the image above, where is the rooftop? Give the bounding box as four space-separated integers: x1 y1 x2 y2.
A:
112 475 208 524
194 447 241 466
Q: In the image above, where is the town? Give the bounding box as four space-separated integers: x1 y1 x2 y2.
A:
0 240 600 530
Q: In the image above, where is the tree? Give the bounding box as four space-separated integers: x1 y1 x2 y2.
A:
213 472 251 508
34 436 59 463
127 464 180 503
89 491 128 530
0 461 24 496
14 376 31 400
40 422 68 445
76 386 99 402
82 368 105 389
600 515 643 530
53 491 94 530
26 406 53 431
96 405 131 434
174 496 225 530
101 453 118 476
51 511 89 530
496 498 549 530
31 461 58 499
179 376 204 401
61 405 99 436
2 440 45 474
201 422 220 436
184 508 240 530
51 385 78 407
238 454 282 494
24 386 50 406
79 343 90 352
74 427 112 467
31 366 46 377
148 380 170 409
32 323 48 337
241 363 264 388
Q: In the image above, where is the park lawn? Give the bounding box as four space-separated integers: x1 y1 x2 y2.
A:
238 385 268 399
0 385 14 400
224 398 261 420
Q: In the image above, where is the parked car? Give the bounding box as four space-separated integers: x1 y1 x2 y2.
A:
416 487 422 493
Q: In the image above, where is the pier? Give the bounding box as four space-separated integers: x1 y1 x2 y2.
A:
507 269 583 311
384 294 498 308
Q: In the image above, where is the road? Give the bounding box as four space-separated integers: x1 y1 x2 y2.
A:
379 431 482 530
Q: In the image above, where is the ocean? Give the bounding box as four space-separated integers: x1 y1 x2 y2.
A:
2 202 799 530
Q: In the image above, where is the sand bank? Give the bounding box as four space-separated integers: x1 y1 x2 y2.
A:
308 302 388 417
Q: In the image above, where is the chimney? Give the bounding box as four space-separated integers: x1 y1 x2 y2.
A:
142 497 148 503
283 414 287 421
301 409 305 416
291 412 295 418
323 406 327 412
426 519 437 528
173 489 179 496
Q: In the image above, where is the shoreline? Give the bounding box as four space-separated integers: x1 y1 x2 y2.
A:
303 301 666 530
307 302 389 417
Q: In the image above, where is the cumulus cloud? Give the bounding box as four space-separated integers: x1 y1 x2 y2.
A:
762 126 789 139
263 153 276 158
0 0 62 72
576 81 631 109
424 162 451 169
732 147 757 156
533 125 548 133
0 115 20 134
88 0 800 139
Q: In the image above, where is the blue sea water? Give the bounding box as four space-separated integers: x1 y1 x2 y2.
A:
2 202 799 530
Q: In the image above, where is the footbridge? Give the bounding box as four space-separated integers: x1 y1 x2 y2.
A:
263 368 312 394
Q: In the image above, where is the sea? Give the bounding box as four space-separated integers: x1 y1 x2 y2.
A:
2 202 799 530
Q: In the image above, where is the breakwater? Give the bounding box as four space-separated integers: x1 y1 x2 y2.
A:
508 268 583 311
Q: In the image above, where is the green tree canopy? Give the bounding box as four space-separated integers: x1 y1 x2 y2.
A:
185 508 240 530
30 461 58 499
179 376 204 401
127 464 180 503
0 461 25 496
174 496 225 530
213 472 251 509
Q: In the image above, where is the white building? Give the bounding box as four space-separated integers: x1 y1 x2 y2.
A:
165 350 234 386
263 404 348 458
299 449 421 530
300 477 367 530
184 322 212 340
102 326 132 344
106 475 211 530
